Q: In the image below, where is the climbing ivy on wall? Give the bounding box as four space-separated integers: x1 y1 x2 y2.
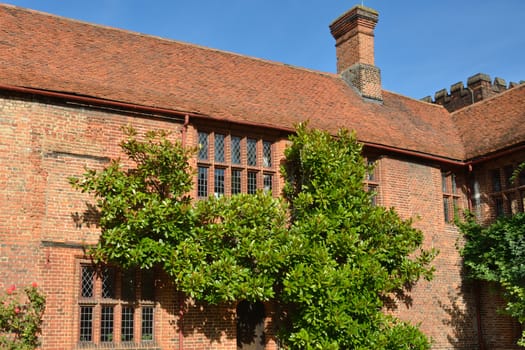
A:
459 212 525 347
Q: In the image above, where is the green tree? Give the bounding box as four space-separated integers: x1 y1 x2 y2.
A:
279 125 435 349
459 212 525 346
72 124 435 349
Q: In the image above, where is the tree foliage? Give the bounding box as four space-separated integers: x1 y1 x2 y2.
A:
279 125 435 349
459 212 525 346
72 124 435 349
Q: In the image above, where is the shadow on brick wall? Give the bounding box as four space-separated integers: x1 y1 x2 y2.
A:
174 299 237 345
71 202 101 229
438 278 479 349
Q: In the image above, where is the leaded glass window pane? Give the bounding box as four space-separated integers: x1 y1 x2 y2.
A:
198 132 209 161
79 306 93 342
231 169 242 195
121 306 134 342
141 269 155 301
121 269 136 302
81 266 95 298
441 172 448 192
142 307 154 341
248 171 257 194
101 306 114 342
247 139 257 166
215 134 225 162
504 165 514 188
495 196 504 217
443 196 451 223
231 136 241 164
214 168 225 197
263 174 272 193
492 169 502 192
263 141 272 168
101 267 115 299
198 166 208 198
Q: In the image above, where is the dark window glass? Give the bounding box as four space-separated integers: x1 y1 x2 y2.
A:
247 139 257 166
100 306 114 342
81 266 95 298
444 197 451 223
101 267 115 299
121 269 136 302
232 169 242 195
495 197 504 217
141 307 154 341
214 168 225 197
198 167 208 198
141 270 155 301
248 172 257 194
79 306 93 342
441 172 448 192
451 174 457 194
198 132 209 161
231 136 241 164
121 306 134 341
215 134 225 162
492 169 502 192
504 165 514 188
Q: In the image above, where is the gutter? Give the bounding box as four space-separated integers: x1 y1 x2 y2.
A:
0 84 198 121
362 142 466 167
465 143 525 166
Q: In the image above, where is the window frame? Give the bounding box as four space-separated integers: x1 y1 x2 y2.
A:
364 157 380 206
77 263 156 347
489 164 525 218
196 130 276 198
442 171 460 223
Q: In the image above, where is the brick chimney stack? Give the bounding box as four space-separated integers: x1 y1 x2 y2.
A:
330 5 382 101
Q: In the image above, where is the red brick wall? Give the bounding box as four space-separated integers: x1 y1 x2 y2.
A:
468 150 525 349
0 93 284 350
2 91 520 349
376 155 479 349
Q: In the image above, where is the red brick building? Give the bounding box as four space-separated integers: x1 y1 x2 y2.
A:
1 3 524 350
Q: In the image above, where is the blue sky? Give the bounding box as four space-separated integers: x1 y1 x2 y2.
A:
5 1 525 99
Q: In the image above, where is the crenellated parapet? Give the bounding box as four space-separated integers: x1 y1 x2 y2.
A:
421 73 524 112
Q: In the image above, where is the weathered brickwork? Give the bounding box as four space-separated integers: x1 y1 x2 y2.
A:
0 93 285 350
422 73 524 113
375 156 479 349
1 3 524 350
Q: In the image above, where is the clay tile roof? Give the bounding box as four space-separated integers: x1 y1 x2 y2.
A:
451 84 525 160
0 4 465 161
